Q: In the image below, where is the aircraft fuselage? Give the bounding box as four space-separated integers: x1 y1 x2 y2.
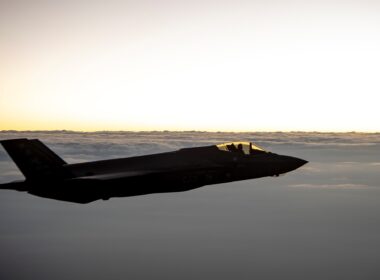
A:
0 140 307 203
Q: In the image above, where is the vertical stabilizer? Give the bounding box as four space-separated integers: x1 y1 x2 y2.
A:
0 138 69 181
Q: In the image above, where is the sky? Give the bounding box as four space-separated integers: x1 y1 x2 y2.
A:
1 0 380 132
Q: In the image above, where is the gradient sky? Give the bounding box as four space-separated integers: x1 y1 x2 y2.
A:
1 0 380 132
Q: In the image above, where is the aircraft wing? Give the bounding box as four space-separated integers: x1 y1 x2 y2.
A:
51 164 227 203
73 170 160 181
72 163 226 182
6 164 227 204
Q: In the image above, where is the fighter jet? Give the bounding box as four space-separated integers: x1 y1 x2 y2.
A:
0 138 307 203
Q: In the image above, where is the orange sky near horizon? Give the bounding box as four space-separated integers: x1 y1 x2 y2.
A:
1 0 380 132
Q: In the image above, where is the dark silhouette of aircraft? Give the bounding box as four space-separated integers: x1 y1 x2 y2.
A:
0 139 307 203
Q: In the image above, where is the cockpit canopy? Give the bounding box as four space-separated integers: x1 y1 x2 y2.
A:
216 142 266 155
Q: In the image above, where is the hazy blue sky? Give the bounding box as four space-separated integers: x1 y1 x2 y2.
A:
1 0 380 131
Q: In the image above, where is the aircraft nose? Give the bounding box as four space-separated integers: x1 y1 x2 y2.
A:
283 156 308 171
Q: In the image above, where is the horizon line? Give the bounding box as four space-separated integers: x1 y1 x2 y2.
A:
1 129 379 134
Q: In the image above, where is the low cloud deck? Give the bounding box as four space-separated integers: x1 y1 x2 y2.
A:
0 131 379 280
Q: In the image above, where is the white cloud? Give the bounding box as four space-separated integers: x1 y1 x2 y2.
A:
0 131 379 183
289 184 373 190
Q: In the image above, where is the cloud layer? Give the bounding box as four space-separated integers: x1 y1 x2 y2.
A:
1 131 380 280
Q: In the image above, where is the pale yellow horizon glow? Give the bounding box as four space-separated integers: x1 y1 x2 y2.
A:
1 1 380 132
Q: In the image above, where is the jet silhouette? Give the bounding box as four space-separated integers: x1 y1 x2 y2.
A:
0 139 307 203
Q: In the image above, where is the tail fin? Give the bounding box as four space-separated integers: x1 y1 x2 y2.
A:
0 138 70 181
